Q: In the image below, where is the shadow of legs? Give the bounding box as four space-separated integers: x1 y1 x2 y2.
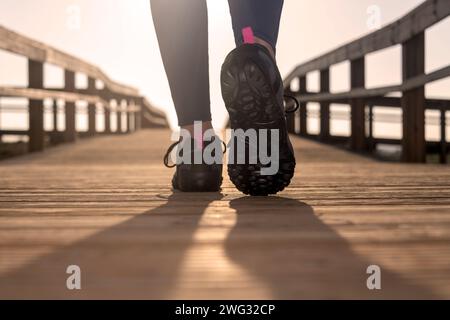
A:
226 196 437 299
0 192 223 299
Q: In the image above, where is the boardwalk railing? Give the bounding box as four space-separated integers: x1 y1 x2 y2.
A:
284 0 450 163
0 25 167 153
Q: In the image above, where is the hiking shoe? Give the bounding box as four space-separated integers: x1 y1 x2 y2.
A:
221 44 297 196
164 137 223 192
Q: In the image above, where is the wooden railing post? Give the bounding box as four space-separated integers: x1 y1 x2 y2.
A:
135 107 142 131
28 59 45 152
350 57 366 151
285 82 296 134
368 104 375 152
104 103 111 134
103 89 111 134
64 70 77 142
320 69 330 141
87 77 96 136
49 98 62 145
0 97 2 143
52 99 58 132
401 32 425 163
125 101 131 133
116 99 123 134
440 109 447 164
128 100 135 133
299 75 307 136
126 111 131 133
129 111 134 133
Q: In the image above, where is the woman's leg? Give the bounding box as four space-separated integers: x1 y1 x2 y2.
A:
221 0 295 196
150 0 211 130
153 0 222 193
227 0 284 58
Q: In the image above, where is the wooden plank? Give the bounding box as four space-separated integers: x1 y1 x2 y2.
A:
293 96 450 111
350 57 366 151
283 0 450 83
366 97 450 110
0 87 103 105
0 25 46 61
0 130 28 135
319 69 330 141
401 32 425 163
27 59 44 153
291 65 450 104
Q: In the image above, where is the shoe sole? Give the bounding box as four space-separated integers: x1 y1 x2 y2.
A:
221 50 295 196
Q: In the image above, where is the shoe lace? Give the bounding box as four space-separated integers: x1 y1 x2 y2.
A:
284 94 300 114
164 138 227 168
164 140 180 168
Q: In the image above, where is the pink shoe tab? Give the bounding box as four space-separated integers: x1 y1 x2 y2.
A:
242 27 255 44
194 130 204 150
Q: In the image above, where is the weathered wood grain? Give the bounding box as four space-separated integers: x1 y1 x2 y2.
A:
0 129 449 299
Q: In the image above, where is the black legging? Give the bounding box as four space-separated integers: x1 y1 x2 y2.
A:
150 0 284 126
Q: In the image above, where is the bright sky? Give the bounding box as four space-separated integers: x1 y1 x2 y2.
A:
0 0 449 129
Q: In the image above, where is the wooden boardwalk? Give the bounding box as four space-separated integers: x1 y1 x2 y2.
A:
1 129 450 299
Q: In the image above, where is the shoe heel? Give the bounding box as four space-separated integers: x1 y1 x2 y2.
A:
177 165 223 192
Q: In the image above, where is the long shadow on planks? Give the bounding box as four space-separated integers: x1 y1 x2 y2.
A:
0 194 438 299
0 192 222 299
226 197 438 299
